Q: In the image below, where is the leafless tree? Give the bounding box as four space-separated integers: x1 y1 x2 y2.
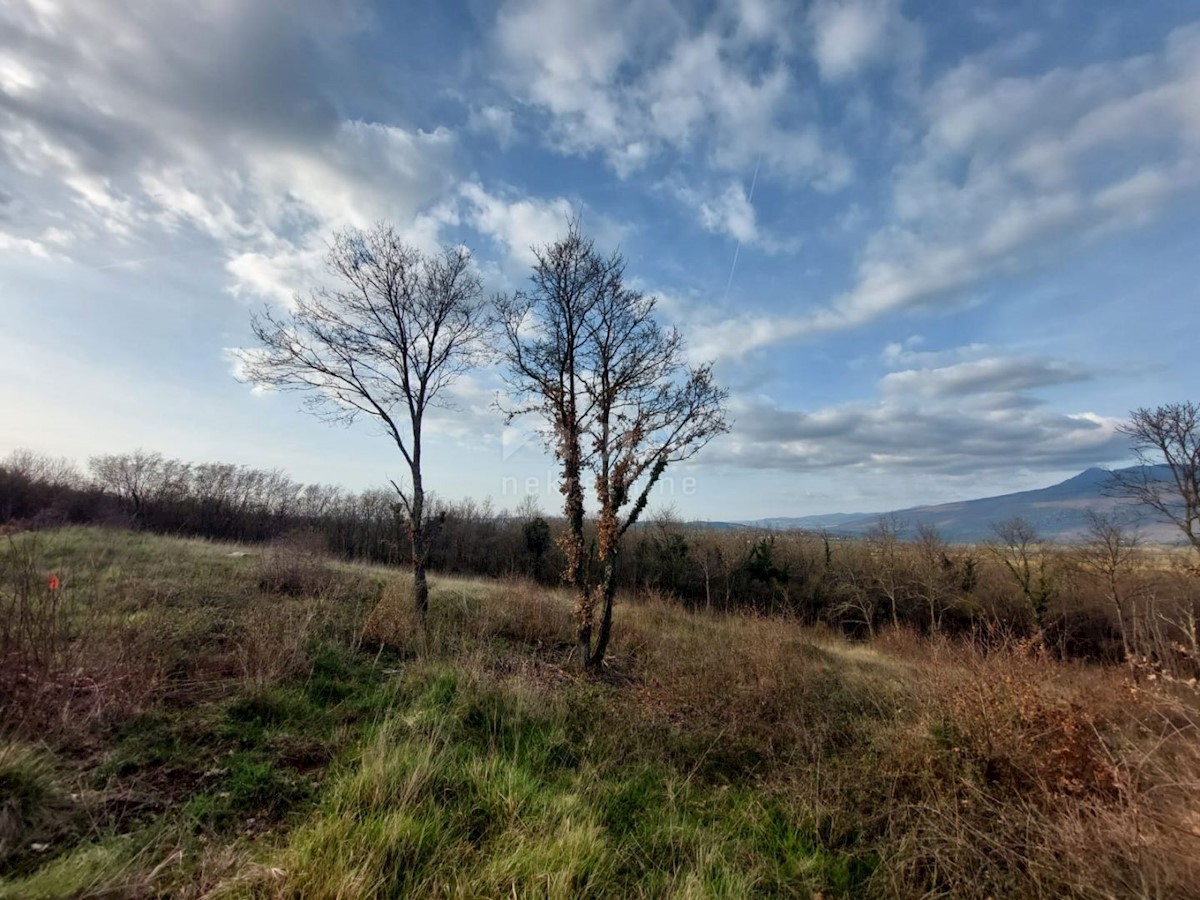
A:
3 450 82 489
234 224 488 617
913 523 954 632
1113 402 1200 558
866 515 907 629
89 450 189 522
498 222 728 669
989 517 1055 630
830 548 879 639
1078 510 1142 662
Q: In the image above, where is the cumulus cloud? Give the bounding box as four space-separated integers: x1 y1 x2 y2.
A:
710 343 1121 476
467 105 517 147
807 0 923 81
666 177 801 254
458 182 577 267
0 0 457 301
696 182 760 245
492 0 852 187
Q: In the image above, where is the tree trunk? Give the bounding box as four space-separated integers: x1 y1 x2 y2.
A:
576 601 593 668
413 541 429 618
589 557 619 670
561 419 589 667
1109 573 1131 664
410 475 429 619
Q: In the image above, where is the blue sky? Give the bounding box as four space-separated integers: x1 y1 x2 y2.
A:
1 0 1198 519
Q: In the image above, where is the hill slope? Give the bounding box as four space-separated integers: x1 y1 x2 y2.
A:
3 527 1198 898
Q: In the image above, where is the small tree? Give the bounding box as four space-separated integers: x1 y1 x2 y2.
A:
990 517 1055 631
1079 510 1141 662
912 523 954 632
866 515 907 629
498 223 728 669
235 224 488 617
1114 402 1200 558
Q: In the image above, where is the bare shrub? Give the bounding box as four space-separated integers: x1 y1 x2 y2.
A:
0 535 172 739
0 535 71 695
1 536 101 733
870 637 1200 897
920 640 1121 799
362 577 424 653
235 600 319 689
256 530 331 596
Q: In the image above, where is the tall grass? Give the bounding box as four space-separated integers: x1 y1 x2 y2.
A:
1 527 1198 898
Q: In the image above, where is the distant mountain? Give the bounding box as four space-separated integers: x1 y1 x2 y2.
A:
739 466 1181 543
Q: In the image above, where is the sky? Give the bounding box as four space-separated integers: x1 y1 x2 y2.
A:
1 0 1198 520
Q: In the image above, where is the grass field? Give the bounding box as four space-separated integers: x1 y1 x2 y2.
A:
2 527 1198 898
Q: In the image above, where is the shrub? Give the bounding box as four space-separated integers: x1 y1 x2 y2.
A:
865 637 1200 897
256 531 331 597
235 601 318 689
362 577 424 653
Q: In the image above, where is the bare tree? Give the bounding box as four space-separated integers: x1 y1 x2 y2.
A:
89 450 189 523
865 515 908 629
1078 510 1142 662
913 523 953 632
498 223 728 669
3 450 82 489
234 224 488 617
989 517 1055 630
830 545 879 639
1114 402 1200 558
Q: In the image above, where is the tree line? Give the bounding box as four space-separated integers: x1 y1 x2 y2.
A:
4 441 1198 676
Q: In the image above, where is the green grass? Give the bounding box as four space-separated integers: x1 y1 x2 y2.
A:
2 526 1196 898
265 666 868 898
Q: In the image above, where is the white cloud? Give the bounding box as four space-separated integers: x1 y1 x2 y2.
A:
808 0 922 82
728 0 785 42
493 0 851 187
668 174 806 254
458 182 576 268
691 23 1200 361
880 337 989 368
711 344 1119 476
225 247 324 307
467 105 517 147
0 230 53 258
0 0 458 304
701 182 759 244
879 355 1090 398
